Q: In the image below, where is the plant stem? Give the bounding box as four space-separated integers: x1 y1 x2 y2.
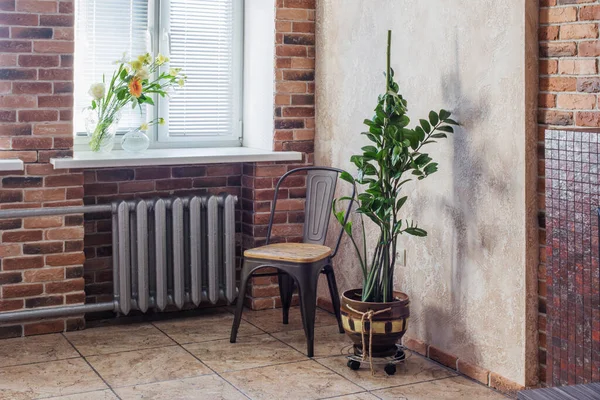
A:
386 29 391 93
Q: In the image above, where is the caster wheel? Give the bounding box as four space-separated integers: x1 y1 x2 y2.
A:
395 349 406 361
347 360 361 370
384 364 396 375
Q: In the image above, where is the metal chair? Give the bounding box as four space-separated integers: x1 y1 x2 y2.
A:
230 167 355 357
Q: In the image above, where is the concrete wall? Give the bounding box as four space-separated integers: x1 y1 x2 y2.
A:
315 0 538 386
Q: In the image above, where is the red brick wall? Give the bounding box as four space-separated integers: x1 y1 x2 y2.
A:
538 0 600 385
0 0 85 338
0 0 316 333
240 0 315 310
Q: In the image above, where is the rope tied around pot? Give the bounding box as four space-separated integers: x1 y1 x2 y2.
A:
346 305 392 375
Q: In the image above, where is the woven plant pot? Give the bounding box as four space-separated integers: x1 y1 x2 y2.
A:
341 288 410 358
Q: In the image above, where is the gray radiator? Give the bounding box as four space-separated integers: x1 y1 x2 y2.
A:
113 195 237 315
0 194 238 324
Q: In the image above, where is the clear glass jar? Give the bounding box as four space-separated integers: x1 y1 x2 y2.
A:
121 128 150 153
87 109 122 153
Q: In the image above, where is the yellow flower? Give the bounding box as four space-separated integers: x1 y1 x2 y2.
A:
139 123 149 131
130 60 143 71
158 117 165 125
156 54 169 66
178 78 185 87
136 67 150 80
137 53 151 65
169 67 181 77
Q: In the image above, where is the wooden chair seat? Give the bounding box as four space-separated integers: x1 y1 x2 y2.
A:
244 243 332 263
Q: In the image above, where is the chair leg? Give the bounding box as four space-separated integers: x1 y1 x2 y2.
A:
230 259 252 343
295 271 319 358
278 271 295 325
324 265 344 334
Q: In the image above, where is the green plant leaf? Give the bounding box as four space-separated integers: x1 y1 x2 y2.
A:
415 154 432 165
419 119 431 134
405 227 427 237
431 133 447 139
439 109 451 120
437 125 454 133
424 163 438 174
428 111 439 126
339 171 355 184
445 118 459 125
396 196 408 209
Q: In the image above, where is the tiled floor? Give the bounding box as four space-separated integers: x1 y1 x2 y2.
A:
0 307 509 400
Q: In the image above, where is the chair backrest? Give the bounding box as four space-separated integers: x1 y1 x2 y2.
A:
266 167 355 257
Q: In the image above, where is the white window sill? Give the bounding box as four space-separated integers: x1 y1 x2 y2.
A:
0 159 24 172
50 147 302 169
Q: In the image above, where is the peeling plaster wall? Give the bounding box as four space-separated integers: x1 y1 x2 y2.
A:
315 0 538 386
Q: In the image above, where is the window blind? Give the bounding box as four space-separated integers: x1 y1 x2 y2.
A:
74 0 149 134
162 0 241 139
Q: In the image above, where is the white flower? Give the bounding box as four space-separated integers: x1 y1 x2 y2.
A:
136 67 150 80
88 83 105 100
114 52 129 64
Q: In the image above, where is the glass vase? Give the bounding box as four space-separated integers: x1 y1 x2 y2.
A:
86 109 122 153
121 128 150 153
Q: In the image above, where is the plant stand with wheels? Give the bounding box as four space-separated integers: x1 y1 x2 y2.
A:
344 345 410 376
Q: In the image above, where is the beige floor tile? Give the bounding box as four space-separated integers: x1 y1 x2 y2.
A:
45 390 119 400
86 345 212 387
222 359 364 400
239 306 339 333
316 354 456 391
272 324 351 357
0 358 107 400
185 333 306 373
114 375 246 400
0 334 79 367
153 312 263 344
64 323 175 356
372 376 509 399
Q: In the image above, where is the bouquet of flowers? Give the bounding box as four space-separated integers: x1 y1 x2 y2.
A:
87 53 185 152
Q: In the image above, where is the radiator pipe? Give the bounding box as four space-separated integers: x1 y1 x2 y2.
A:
0 302 116 323
0 204 112 219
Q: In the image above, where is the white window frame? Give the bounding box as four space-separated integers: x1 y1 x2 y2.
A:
74 0 244 150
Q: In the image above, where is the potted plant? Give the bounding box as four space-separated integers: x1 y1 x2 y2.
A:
333 30 458 363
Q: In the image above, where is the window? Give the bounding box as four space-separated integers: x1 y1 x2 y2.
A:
74 0 243 148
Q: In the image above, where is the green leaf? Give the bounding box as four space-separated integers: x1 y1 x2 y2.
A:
144 96 155 105
428 111 439 126
361 146 378 153
364 119 376 127
91 100 97 109
405 227 427 237
396 196 408 209
419 119 431 134
437 125 454 133
415 154 432 166
445 118 459 125
431 133 447 139
339 171 355 184
439 109 451 120
120 69 127 80
424 163 438 175
414 126 425 141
